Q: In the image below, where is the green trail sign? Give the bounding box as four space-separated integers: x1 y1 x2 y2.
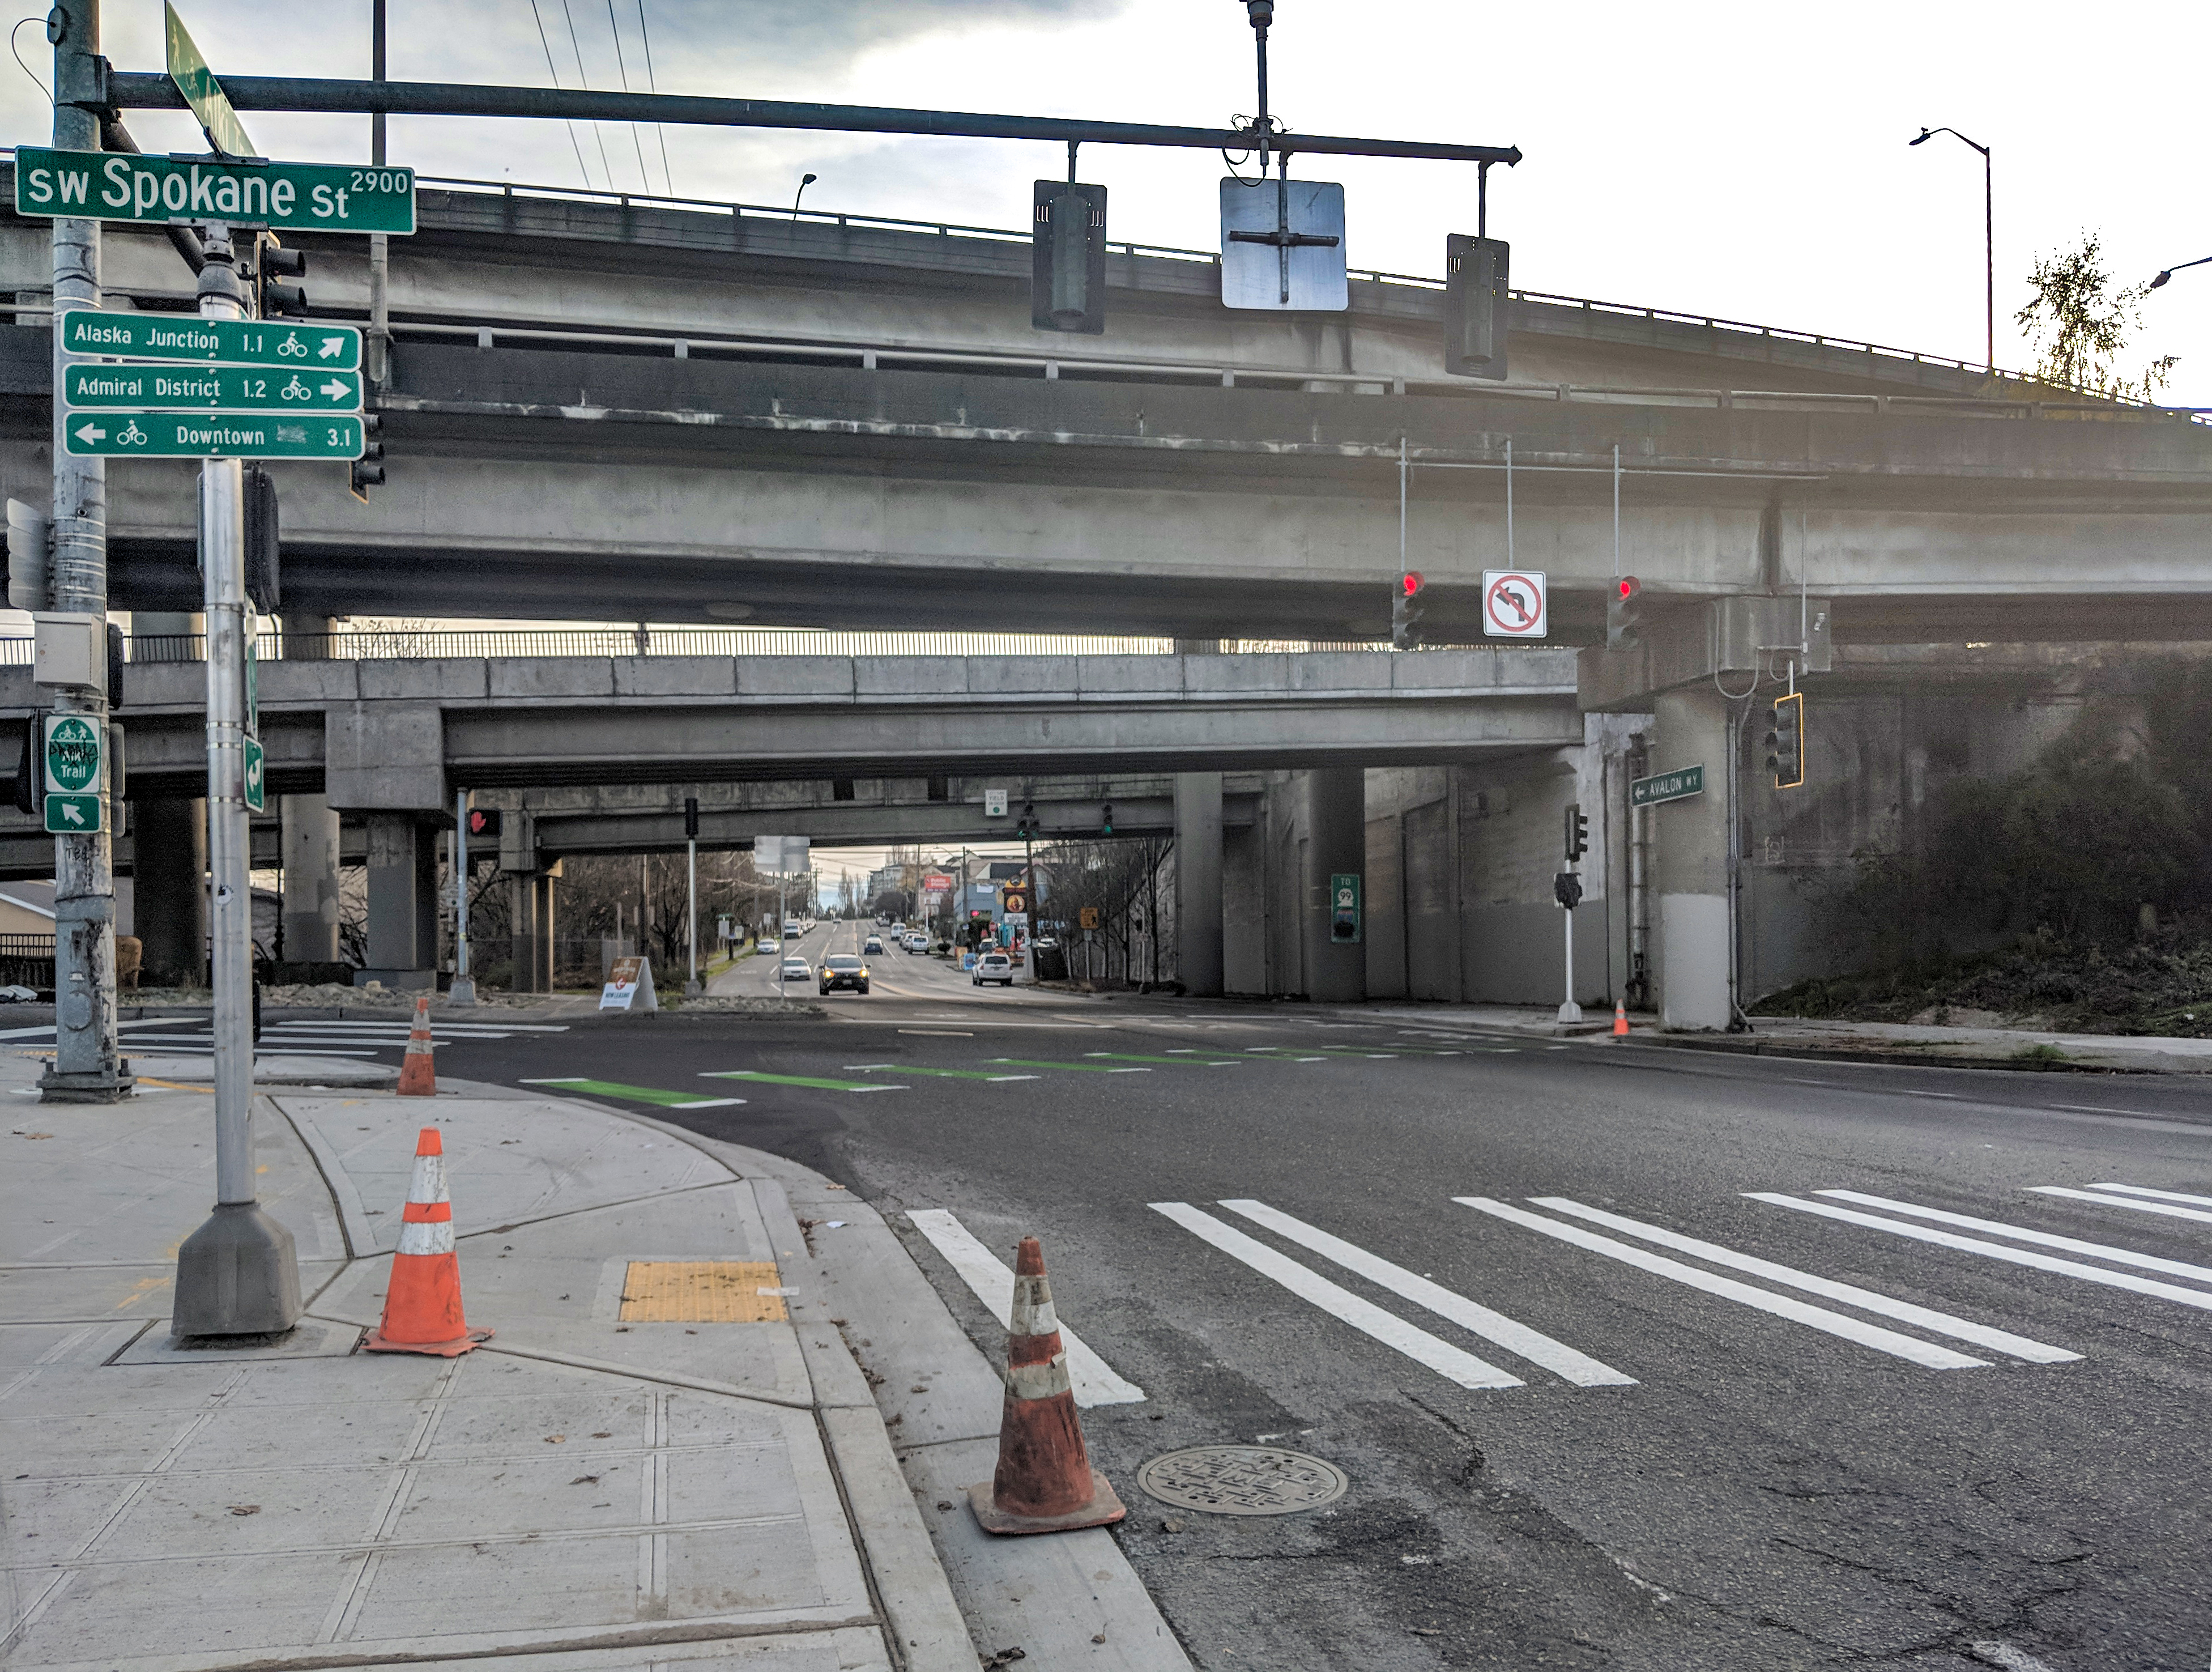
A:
42 714 101 835
60 310 360 371
244 737 266 814
15 147 416 236
65 363 362 412
65 411 364 460
1631 764 1705 807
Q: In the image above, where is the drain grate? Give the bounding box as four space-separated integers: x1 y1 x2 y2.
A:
618 1261 786 1322
1136 1445 1349 1516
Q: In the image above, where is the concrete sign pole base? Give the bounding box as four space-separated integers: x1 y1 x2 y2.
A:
172 1202 303 1338
447 977 478 1005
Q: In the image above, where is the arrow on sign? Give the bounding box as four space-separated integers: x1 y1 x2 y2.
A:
73 420 104 445
317 338 343 360
319 378 351 401
60 801 84 826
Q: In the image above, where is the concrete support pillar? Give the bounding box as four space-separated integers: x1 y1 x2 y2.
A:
1653 686 1731 1030
509 869 540 993
1301 767 1366 1003
1173 772 1224 997
539 871 557 992
278 795 340 963
133 796 206 988
361 814 432 986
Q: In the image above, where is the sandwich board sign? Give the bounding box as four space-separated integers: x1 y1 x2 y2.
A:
600 954 659 1012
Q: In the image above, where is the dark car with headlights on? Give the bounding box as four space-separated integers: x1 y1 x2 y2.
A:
819 954 871 995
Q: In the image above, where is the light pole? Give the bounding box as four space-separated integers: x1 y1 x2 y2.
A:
791 171 818 219
2149 257 2212 292
1909 125 1993 375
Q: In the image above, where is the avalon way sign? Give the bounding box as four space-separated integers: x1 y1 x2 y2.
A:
59 310 360 371
1631 764 1705 807
15 147 416 236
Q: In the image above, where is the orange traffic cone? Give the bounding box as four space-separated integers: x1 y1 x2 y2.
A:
968 1236 1125 1536
1612 1002 1629 1037
396 994 436 1096
362 1126 492 1356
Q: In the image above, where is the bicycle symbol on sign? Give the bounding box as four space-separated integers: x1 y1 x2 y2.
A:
276 332 308 358
279 374 310 401
117 420 148 446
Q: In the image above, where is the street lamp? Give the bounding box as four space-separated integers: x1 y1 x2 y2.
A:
791 171 818 219
1910 125 1993 375
2149 256 2212 291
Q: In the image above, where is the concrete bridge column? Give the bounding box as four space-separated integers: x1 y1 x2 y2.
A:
1302 768 1366 1003
361 814 436 989
132 796 206 988
1653 686 1732 1029
508 868 557 992
279 616 342 964
1174 772 1224 997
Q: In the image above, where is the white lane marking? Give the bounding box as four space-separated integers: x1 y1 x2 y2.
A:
1456 1198 1988 1371
2032 1185 2212 1227
905 1209 1144 1407
1152 1202 1523 1390
1217 1199 1632 1386
1753 1194 2212 1313
987 1075 1039 1082
2087 1182 2212 1209
1815 1189 2212 1286
1968 1638 2058 1671
1531 1197 2077 1365
2047 1104 2167 1118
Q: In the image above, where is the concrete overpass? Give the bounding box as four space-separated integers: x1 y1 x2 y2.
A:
3 173 2208 645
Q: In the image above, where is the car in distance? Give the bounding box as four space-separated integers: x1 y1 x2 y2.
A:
757 936 781 954
778 956 811 982
971 951 1014 988
905 932 929 952
820 955 871 995
863 935 885 955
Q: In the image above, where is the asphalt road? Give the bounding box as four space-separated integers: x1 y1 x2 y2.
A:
245 926 2212 1669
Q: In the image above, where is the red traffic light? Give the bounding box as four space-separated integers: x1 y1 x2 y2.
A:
1401 571 1424 596
1617 575 1639 600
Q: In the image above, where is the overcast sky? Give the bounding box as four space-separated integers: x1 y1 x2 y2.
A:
6 0 2207 398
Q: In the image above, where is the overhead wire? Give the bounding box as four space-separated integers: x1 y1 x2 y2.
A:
603 0 652 193
557 0 616 191
636 0 675 196
525 0 594 187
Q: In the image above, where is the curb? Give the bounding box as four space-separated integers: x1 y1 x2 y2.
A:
1617 1032 2180 1076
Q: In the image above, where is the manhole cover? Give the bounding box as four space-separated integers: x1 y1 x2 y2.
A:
1136 1445 1349 1516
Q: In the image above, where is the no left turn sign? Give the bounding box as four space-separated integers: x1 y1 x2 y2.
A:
1482 569 1548 638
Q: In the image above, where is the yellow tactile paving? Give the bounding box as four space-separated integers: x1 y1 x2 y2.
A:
617 1260 788 1322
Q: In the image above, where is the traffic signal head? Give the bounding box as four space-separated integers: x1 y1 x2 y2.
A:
257 239 308 318
1032 180 1107 334
1443 233 1510 380
1767 691 1805 788
1392 570 1427 649
1563 800 1589 862
244 467 280 614
350 413 384 501
466 808 502 840
1101 801 1114 836
1606 575 1643 649
684 795 700 839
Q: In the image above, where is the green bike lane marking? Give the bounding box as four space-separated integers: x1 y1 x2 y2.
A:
843 1062 1041 1082
702 1070 907 1091
521 1077 746 1109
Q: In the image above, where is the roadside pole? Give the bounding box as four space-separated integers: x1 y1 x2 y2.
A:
172 224 301 1335
449 788 474 1004
1558 899 1582 1024
685 835 698 994
40 0 130 1105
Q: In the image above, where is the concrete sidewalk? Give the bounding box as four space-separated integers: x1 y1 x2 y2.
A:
1363 1002 2212 1073
0 1056 977 1671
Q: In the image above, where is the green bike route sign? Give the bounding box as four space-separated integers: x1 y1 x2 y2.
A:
42 714 101 835
59 310 360 371
15 147 415 236
65 411 364 460
65 363 361 412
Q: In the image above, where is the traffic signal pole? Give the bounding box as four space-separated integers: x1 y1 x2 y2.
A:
172 220 301 1337
40 0 130 1105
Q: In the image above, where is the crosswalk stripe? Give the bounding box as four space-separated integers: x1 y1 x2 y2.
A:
1152 1202 1524 1390
2032 1185 2212 1226
2087 1182 2212 1209
1216 1199 1632 1386
702 1070 904 1092
1814 1189 2212 1286
1751 1193 2212 1313
1531 1197 2077 1364
1457 1198 1989 1370
521 1077 744 1108
905 1210 1144 1407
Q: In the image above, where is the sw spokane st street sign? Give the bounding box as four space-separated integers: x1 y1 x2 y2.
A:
15 147 415 236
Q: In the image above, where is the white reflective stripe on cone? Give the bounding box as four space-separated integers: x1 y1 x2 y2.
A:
397 1217 455 1257
407 1154 449 1206
1005 1351 1072 1402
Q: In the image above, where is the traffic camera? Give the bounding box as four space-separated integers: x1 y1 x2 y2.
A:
1443 234 1510 380
1392 570 1426 649
1031 180 1107 334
